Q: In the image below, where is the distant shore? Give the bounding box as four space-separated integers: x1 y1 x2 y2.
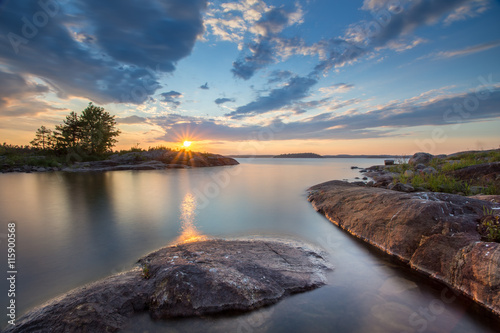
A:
1 149 239 174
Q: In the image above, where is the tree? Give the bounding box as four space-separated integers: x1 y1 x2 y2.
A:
30 126 54 150
54 111 82 149
79 103 120 155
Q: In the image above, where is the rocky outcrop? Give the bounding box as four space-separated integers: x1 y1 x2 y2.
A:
1 150 240 173
308 181 500 316
408 152 434 165
62 151 239 172
5 238 331 333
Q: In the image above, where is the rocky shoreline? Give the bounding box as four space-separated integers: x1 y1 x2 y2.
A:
308 180 500 317
4 238 331 332
0 150 239 173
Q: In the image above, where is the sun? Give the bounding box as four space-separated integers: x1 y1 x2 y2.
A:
183 141 192 148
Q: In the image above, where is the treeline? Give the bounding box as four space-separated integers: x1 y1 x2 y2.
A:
30 103 120 158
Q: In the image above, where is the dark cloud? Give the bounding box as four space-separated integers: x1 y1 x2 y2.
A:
215 98 235 105
231 6 301 80
199 82 209 90
226 76 318 119
371 0 469 47
160 91 182 107
0 69 59 117
313 0 472 75
232 39 276 80
0 70 49 106
152 87 500 142
0 0 206 105
267 70 294 83
117 115 147 124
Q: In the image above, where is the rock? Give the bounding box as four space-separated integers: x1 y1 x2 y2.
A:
421 166 437 175
351 166 359 169
388 182 414 193
415 163 426 170
384 160 395 166
362 177 368 180
36 167 47 172
409 152 434 166
6 239 331 333
404 170 414 177
307 180 500 316
450 162 500 181
469 186 486 195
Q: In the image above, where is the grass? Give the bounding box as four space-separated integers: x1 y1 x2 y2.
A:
478 206 500 243
390 149 500 195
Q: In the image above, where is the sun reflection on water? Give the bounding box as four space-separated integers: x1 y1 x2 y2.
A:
174 192 208 244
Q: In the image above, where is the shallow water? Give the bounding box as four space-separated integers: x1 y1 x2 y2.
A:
0 158 499 332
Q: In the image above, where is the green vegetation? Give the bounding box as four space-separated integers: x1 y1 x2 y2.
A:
390 150 500 195
478 207 500 243
142 264 151 279
1 103 122 170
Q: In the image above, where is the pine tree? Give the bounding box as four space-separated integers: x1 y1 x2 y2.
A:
30 126 54 150
79 103 120 155
54 111 83 149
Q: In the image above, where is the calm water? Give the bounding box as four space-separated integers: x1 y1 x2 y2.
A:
1 158 499 332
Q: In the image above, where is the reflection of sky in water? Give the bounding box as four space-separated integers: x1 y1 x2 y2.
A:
0 158 498 332
174 192 207 244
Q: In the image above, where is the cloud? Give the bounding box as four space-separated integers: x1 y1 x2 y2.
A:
423 39 500 60
444 0 491 24
199 82 209 90
215 98 235 105
160 91 183 108
226 76 318 119
313 0 481 76
0 69 61 117
319 83 355 95
204 0 270 44
231 5 304 79
117 115 147 124
151 86 500 142
267 70 294 83
0 0 206 105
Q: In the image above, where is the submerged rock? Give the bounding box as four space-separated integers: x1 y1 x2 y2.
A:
5 239 331 333
308 180 500 317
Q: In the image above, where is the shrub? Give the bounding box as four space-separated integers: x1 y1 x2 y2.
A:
478 207 500 243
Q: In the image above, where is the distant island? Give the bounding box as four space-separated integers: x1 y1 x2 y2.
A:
230 154 402 159
274 153 323 158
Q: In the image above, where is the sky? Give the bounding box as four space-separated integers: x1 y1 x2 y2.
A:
0 0 499 155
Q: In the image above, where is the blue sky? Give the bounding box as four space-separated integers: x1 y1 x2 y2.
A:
0 0 499 155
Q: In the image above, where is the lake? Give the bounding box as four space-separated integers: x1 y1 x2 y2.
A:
1 158 499 332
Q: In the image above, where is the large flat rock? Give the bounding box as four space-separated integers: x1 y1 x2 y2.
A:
5 239 331 332
308 180 500 317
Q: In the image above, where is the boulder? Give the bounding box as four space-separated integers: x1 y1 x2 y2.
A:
5 239 331 333
387 182 414 193
421 166 437 175
308 181 500 316
409 152 434 166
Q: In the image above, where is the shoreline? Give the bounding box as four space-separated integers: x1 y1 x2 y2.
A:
0 150 239 174
308 180 500 318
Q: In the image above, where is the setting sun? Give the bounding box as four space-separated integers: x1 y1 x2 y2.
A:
183 141 192 148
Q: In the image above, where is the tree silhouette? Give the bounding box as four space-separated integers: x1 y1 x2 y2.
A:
54 111 82 149
30 126 54 150
79 103 120 155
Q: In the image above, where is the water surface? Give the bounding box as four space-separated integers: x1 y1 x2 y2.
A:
0 158 498 332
